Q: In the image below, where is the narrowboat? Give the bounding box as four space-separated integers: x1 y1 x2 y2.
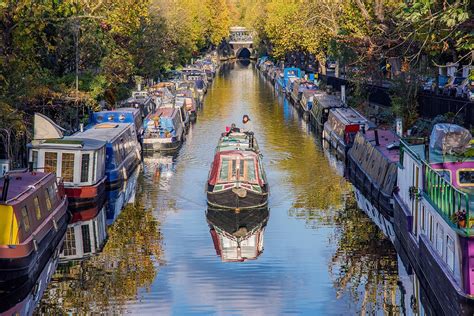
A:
176 81 201 107
148 83 176 107
122 90 156 118
90 108 143 139
393 124 474 315
0 171 69 312
181 68 208 97
142 107 185 153
322 107 371 160
71 122 141 193
275 67 301 93
290 80 316 105
347 129 399 218
206 207 269 262
309 91 344 130
29 114 107 225
175 90 197 121
207 130 268 210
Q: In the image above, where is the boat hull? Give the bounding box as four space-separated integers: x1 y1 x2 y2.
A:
207 187 268 210
65 177 107 222
143 138 182 153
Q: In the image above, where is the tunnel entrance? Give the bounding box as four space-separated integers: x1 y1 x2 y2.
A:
237 48 251 59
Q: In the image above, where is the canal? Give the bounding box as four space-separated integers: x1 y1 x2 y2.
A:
37 62 407 314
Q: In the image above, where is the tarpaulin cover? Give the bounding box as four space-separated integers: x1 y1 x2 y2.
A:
429 123 471 155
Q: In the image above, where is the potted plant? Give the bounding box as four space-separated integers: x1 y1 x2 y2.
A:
451 210 467 228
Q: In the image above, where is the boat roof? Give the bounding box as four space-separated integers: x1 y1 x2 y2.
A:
0 171 52 203
31 137 106 150
313 92 344 108
214 150 258 159
147 107 177 119
360 129 400 162
71 123 133 143
330 107 369 125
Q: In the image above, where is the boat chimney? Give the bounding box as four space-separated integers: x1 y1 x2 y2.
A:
80 123 84 133
341 85 346 104
374 129 380 146
361 125 366 134
1 175 10 202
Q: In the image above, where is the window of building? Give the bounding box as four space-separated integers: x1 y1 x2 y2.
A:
446 236 455 271
33 197 41 220
61 153 74 182
81 154 90 182
63 227 76 256
44 152 57 174
21 206 30 232
81 225 92 253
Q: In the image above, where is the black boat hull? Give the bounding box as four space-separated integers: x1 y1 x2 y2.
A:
207 188 268 210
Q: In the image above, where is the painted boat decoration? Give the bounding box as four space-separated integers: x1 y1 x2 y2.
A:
0 171 69 313
207 129 268 210
207 207 269 262
142 107 185 153
394 124 474 315
347 129 400 219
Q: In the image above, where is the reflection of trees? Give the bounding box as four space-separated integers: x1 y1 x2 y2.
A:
36 192 162 314
329 193 400 314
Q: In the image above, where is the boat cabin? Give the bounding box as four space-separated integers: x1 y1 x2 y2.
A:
324 107 370 147
310 91 344 129
29 138 106 189
123 91 155 118
209 151 263 187
143 107 184 141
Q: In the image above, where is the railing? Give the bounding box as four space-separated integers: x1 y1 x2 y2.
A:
424 166 471 236
400 139 472 236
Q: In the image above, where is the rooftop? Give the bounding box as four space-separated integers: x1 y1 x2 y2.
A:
32 137 106 150
330 107 369 125
360 129 399 162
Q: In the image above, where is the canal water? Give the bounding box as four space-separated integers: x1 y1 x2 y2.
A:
37 62 408 314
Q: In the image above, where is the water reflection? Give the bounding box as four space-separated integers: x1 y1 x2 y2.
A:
206 208 269 262
36 174 162 314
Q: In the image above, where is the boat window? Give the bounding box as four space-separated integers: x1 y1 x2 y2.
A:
231 160 237 179
81 224 92 253
34 196 41 220
63 227 77 256
32 150 38 170
81 154 90 182
436 223 444 256
459 169 474 186
61 153 74 182
44 152 57 174
45 189 52 212
246 158 257 182
219 158 230 181
21 206 31 232
47 184 57 207
446 235 455 271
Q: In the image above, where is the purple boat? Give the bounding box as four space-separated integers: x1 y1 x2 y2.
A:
394 124 474 314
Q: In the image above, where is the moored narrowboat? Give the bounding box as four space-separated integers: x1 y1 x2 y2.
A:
0 171 69 312
122 90 156 118
142 107 185 153
71 122 141 192
309 91 344 130
206 207 269 262
322 107 371 160
347 129 399 219
28 113 107 224
207 130 268 210
393 124 474 315
175 90 197 121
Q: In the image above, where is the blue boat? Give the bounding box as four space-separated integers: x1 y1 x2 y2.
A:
89 108 144 140
275 67 301 93
71 123 141 193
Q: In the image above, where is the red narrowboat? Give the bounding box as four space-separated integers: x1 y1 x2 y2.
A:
0 171 69 312
207 130 268 210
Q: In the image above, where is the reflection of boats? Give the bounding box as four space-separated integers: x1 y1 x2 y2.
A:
353 186 395 242
107 165 140 225
1 251 60 315
206 208 269 262
394 124 474 314
0 171 69 313
347 129 399 219
207 130 268 210
142 107 186 153
322 107 371 160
